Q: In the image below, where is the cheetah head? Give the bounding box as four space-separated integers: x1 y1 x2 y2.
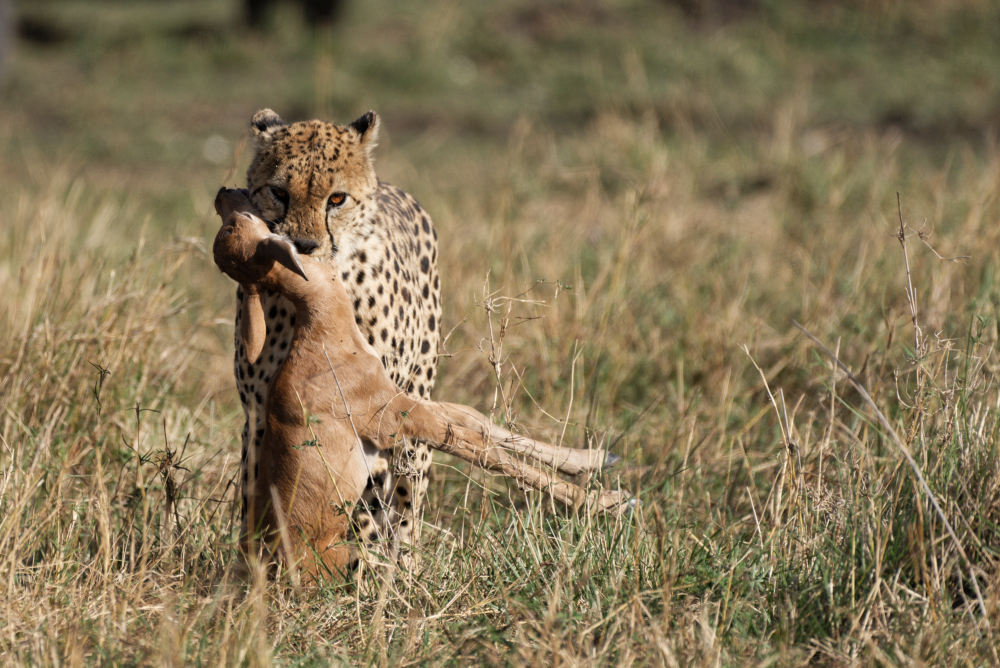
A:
246 109 380 258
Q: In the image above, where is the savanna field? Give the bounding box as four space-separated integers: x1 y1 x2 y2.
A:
2 0 1000 663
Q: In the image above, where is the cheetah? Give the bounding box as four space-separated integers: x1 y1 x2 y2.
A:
232 108 441 565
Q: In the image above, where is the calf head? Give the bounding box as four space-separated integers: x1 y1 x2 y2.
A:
214 187 308 364
213 187 307 285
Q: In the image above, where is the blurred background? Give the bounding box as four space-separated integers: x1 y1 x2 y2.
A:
3 0 1000 662
4 0 997 224
3 0 998 399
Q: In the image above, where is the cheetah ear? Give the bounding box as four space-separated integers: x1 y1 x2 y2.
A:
249 109 287 143
349 110 380 154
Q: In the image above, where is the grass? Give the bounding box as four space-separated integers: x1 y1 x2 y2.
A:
2 0 1000 663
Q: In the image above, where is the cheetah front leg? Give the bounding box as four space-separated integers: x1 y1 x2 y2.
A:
387 438 429 569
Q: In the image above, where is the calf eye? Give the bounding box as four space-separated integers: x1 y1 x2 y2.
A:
327 192 348 210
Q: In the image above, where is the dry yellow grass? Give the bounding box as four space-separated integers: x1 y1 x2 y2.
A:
2 0 1000 663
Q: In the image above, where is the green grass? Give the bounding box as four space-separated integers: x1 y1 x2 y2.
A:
3 0 1000 663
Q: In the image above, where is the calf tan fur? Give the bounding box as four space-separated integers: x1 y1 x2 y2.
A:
213 188 628 581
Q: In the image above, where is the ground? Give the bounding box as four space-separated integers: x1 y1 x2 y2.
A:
1 0 1000 663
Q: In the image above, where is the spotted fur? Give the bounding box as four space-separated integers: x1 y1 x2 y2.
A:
233 109 440 563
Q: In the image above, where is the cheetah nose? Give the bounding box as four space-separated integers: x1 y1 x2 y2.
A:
292 238 320 255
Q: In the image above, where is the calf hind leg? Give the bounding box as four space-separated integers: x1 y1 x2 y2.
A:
402 402 630 512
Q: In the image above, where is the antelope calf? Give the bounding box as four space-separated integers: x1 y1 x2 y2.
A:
213 188 629 581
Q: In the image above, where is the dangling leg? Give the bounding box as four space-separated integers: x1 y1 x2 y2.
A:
394 401 630 512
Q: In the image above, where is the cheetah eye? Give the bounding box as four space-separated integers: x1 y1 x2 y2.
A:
327 192 348 210
267 185 290 209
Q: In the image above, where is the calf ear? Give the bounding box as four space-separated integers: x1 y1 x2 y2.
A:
349 110 380 155
249 109 287 144
240 289 266 365
261 235 308 281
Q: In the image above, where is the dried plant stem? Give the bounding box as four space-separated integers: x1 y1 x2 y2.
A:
897 193 922 357
323 347 367 457
793 322 991 630
897 193 932 457
323 347 387 545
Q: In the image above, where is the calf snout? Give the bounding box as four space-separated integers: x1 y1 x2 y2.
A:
214 187 253 220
